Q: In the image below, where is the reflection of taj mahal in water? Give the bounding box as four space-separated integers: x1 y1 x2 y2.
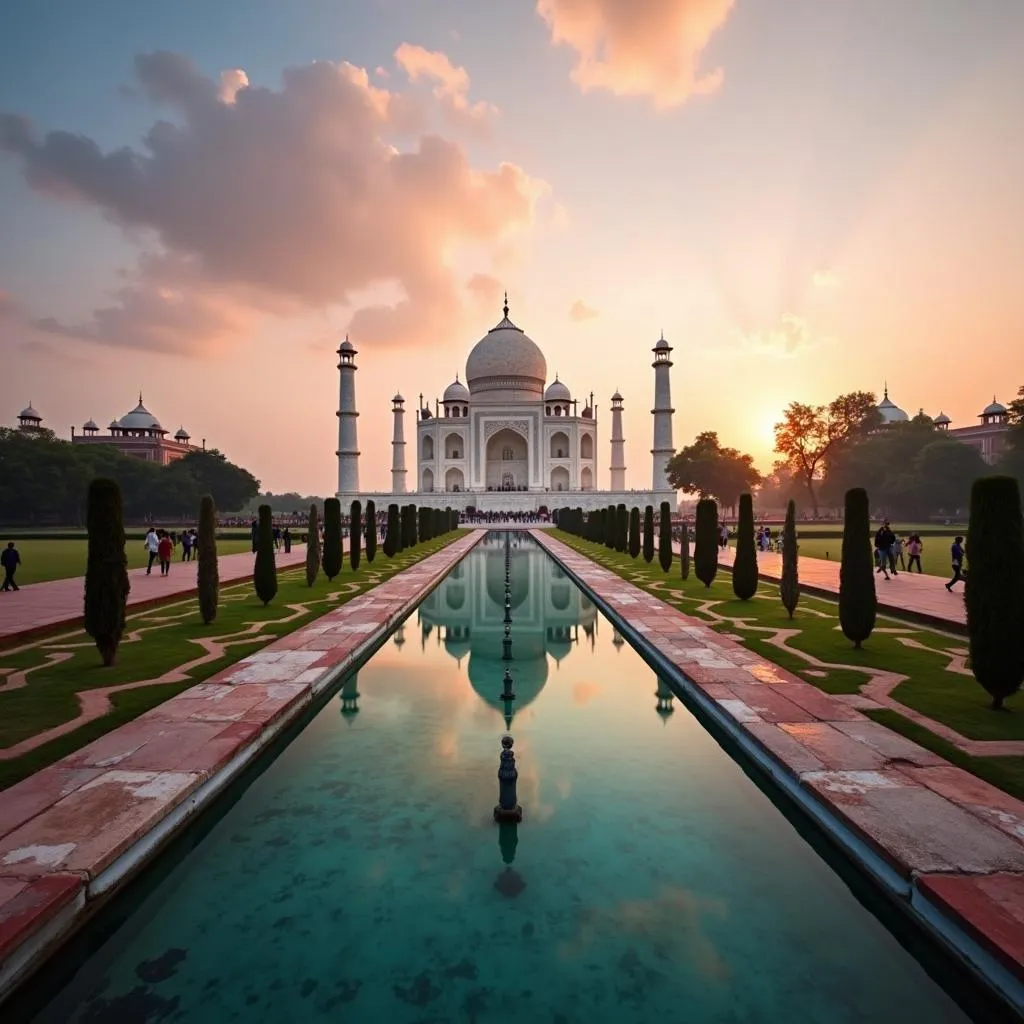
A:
417 533 598 721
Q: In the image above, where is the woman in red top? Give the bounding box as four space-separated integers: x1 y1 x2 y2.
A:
157 531 173 576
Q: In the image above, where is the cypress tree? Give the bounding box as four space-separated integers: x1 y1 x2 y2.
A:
966 476 1024 710
306 503 321 585
254 504 278 606
694 499 719 587
604 504 616 548
197 494 219 624
84 478 130 666
418 505 431 542
839 487 876 648
658 501 673 572
350 500 362 571
322 498 342 579
628 507 641 558
383 503 400 557
615 504 627 552
446 507 453 535
680 521 690 580
780 499 799 618
400 505 410 549
364 499 377 563
732 493 758 600
642 505 655 563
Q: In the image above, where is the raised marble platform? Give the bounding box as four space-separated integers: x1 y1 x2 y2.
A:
0 530 483 1003
532 530 1024 1012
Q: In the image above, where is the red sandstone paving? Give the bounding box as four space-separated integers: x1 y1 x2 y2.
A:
531 531 1024 981
0 531 482 966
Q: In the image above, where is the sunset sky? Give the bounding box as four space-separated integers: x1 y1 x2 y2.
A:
3 0 1023 495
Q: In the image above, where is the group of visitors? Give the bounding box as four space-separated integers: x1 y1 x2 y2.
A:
248 521 292 553
873 523 964 591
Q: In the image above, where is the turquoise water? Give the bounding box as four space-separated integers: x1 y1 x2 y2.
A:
27 533 978 1022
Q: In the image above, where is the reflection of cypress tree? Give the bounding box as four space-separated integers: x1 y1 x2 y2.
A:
84 478 130 666
322 498 342 579
839 487 876 648
615 504 628 552
383 503 400 557
694 499 718 587
254 504 278 606
679 521 690 580
364 499 377 563
732 493 758 600
658 502 673 572
628 507 641 558
349 500 362 571
642 505 655 563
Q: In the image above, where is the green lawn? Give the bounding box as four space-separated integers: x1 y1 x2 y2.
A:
551 531 1022 800
0 533 459 790
3 537 255 584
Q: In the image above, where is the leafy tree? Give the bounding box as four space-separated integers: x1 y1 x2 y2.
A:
732 493 758 600
780 499 799 618
322 498 342 579
615 504 628 552
914 439 987 514
84 478 130 665
694 498 718 587
628 507 641 558
756 461 804 513
383 503 400 557
254 504 278 606
175 449 260 512
305 503 321 585
679 521 690 580
774 392 879 517
838 488 876 648
642 505 655 563
364 499 377 562
965 476 1024 710
197 494 219 624
350 500 362 571
658 502 673 572
666 431 761 512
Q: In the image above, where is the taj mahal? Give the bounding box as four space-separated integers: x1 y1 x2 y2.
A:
335 296 678 513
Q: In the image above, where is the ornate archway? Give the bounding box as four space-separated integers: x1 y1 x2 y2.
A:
485 425 529 490
580 466 593 490
445 467 465 492
580 433 594 460
422 467 434 492
422 435 435 460
550 466 570 491
550 431 569 459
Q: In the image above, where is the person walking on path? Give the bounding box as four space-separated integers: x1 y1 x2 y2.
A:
906 534 923 573
892 534 906 571
874 521 895 579
157 531 173 577
181 530 193 562
1 542 21 591
144 527 160 574
946 536 966 591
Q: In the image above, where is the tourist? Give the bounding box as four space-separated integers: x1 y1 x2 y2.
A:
181 530 192 561
144 526 160 574
157 530 173 576
283 527 292 553
1 541 21 591
273 524 281 551
892 533 905 571
906 534 923 573
719 523 729 549
874 521 894 579
250 519 258 553
946 536 966 592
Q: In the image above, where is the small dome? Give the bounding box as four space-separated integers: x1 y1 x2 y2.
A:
611 389 623 402
443 377 470 403
108 420 119 430
392 393 405 404
117 395 165 432
338 337 355 353
981 397 1007 416
581 406 593 419
19 403 41 421
934 412 951 425
876 387 908 424
544 376 570 401
83 419 99 431
174 426 190 441
654 333 671 351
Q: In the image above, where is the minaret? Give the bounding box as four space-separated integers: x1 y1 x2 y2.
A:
336 336 360 496
650 332 675 491
609 390 626 490
390 393 407 494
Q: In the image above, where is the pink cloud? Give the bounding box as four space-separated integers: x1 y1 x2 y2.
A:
536 0 735 108
394 42 498 131
0 50 546 354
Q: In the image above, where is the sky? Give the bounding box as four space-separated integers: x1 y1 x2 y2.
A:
2 0 1023 495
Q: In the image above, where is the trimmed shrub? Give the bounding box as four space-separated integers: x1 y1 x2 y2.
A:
658 502 673 572
418 505 431 543
305 503 321 585
732 493 758 600
694 499 718 587
254 504 278 606
350 500 362 571
680 521 690 580
615 504 627 552
966 476 1024 710
780 499 799 618
628 507 641 558
838 487 876 648
364 499 377 563
383 503 400 557
642 506 655 563
604 505 616 548
322 498 342 579
84 478 130 666
197 494 219 623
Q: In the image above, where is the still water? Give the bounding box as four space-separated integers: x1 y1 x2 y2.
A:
27 532 974 1022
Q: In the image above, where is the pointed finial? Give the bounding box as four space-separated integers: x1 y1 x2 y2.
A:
555 372 559 382
503 291 509 319
883 380 889 400
660 329 664 342
138 390 143 405
455 372 459 382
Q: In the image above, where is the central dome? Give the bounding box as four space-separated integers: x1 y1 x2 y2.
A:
465 300 546 398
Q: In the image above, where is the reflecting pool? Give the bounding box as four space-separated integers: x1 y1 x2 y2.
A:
27 532 976 1022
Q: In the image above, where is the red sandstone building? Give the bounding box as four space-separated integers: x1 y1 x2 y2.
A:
15 395 201 465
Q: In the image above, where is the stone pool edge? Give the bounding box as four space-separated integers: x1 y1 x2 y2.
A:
531 530 1024 1015
0 530 485 1005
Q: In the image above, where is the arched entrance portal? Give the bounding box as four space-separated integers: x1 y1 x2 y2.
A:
485 427 529 491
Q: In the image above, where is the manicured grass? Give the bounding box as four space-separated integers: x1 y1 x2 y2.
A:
0 534 459 790
551 531 1022 750
3 537 255 584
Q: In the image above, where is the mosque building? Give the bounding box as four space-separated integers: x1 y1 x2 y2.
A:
14 394 201 465
335 297 679 512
